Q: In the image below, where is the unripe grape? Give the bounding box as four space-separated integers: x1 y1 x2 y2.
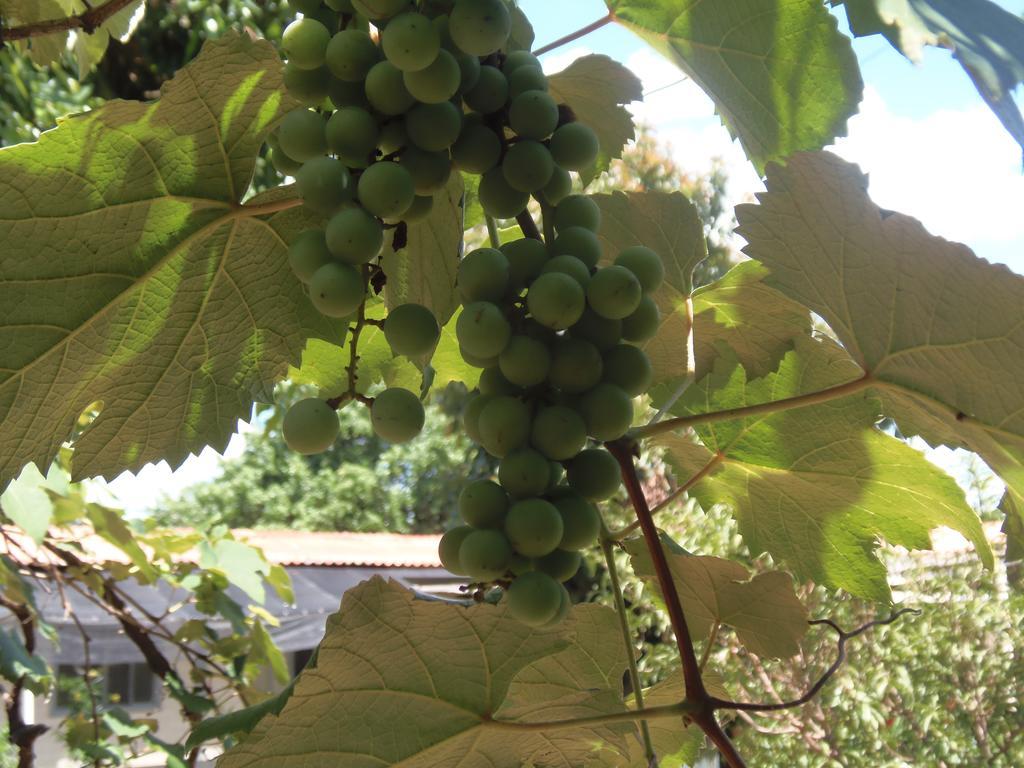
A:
478 395 531 457
284 63 331 106
449 0 511 56
499 335 551 387
384 303 440 356
566 448 622 501
325 0 356 10
502 50 540 75
289 229 333 284
478 367 521 396
541 254 590 288
462 392 494 443
309 262 364 318
457 301 511 358
508 90 559 139
555 194 601 232
326 107 379 167
406 101 462 151
544 583 572 625
530 405 587 461
399 147 451 194
296 156 352 214
538 165 572 207
289 0 323 13
438 525 473 574
502 140 554 193
461 345 500 369
527 272 585 330
459 529 513 581
329 77 370 110
358 161 415 219
382 12 440 72
455 51 481 92
501 238 549 288
378 120 408 154
508 553 534 576
352 0 410 18
499 448 552 498
505 571 562 626
283 398 340 455
463 65 508 114
551 226 602 268
569 307 622 351
548 337 603 393
550 490 601 550
326 206 384 264
549 122 600 171
615 245 664 293
602 344 653 396
283 18 331 70
534 548 582 582
578 382 633 441
459 247 510 303
278 109 327 162
504 498 563 557
403 194 434 222
371 387 425 443
308 7 340 31
507 65 547 99
459 479 509 528
365 60 416 115
621 295 661 342
403 49 461 103
452 119 502 173
326 29 381 81
479 169 530 219
547 461 565 491
587 265 643 320
269 147 303 177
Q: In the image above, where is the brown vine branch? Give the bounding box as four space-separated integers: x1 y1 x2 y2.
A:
533 12 615 56
0 0 141 42
327 266 376 410
0 592 46 768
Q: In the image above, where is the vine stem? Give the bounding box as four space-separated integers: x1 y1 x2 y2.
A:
485 701 694 732
516 210 542 241
533 12 616 56
485 214 501 249
0 0 140 41
237 195 304 217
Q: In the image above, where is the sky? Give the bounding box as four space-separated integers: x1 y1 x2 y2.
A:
93 1 1024 514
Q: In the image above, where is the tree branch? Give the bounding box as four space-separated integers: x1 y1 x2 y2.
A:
1 0 141 42
0 592 46 768
533 13 615 56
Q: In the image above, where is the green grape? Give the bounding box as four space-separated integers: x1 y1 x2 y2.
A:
508 553 534 576
371 387 425 443
578 382 633 441
449 0 511 56
459 479 509 528
403 48 461 103
463 65 508 114
283 18 331 70
538 165 572 207
504 499 563 557
502 140 554 193
541 254 590 288
550 226 601 269
278 109 327 162
438 525 473 574
544 584 572 625
308 7 340 30
614 245 664 293
547 461 565 491
462 392 494 443
456 301 511 358
499 448 552 498
295 156 352 214
269 147 303 177
458 247 509 303
555 194 601 232
587 265 643 320
284 63 331 106
325 0 356 10
548 337 603 393
566 448 621 501
365 60 416 115
502 50 540 75
501 238 549 288
282 398 340 455
405 101 462 151
527 272 585 330
309 262 364 318
478 366 520 395
549 122 599 172
352 0 410 17
455 51 481 92
382 12 440 72
451 119 501 173
569 307 622 351
506 571 562 625
534 548 582 582
461 345 499 369
620 295 661 342
403 194 434 222
498 335 551 387
384 303 440 356
326 107 380 168
357 161 415 218
378 119 408 153
477 395 531 457
326 206 384 264
602 344 652 396
459 529 513 581
530 405 587 461
508 90 559 140
507 65 548 99
550 490 601 550
329 77 370 109
326 29 381 82
289 0 323 13
399 147 451 194
478 169 530 219
289 229 333 284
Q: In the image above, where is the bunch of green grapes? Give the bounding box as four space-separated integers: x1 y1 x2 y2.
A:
439 195 665 626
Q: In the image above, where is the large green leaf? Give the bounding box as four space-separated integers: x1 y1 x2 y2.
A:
218 577 634 768
605 0 863 170
661 338 992 600
0 33 332 488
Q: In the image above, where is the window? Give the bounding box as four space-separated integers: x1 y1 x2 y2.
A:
291 648 315 678
54 662 157 711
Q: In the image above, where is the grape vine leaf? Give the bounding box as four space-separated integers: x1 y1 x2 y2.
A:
0 32 333 489
604 0 863 170
428 309 483 390
624 536 808 658
736 150 1024 541
841 0 1024 154
218 577 634 768
1002 492 1024 590
660 337 992 600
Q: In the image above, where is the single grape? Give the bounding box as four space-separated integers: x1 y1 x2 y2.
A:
289 229 333 284
282 398 340 455
555 194 601 232
478 169 530 219
569 307 622 351
459 479 509 528
463 65 508 114
403 48 461 103
508 553 534 576
309 262 364 318
458 247 510 303
547 461 565 491
544 584 572 625
578 382 633 441
541 254 590 288
326 29 381 82
550 489 601 550
438 525 473 574
329 77 370 109
455 50 481 92
566 448 622 501
358 161 415 219
501 237 549 288
505 571 562 626
527 272 586 330
502 50 540 75
462 392 494 443
308 7 340 30
277 109 327 162
459 529 513 581
502 140 554 193
461 345 500 369
602 344 653 396
371 387 425 443
384 303 440 356
284 63 331 106
365 60 416 115
325 0 356 10
499 448 552 498
352 0 410 17
399 147 451 195
477 395 531 457
296 156 352 214
269 147 303 177
549 122 600 172
504 498 564 557
507 65 548 99
537 165 572 207
534 548 582 582
405 101 462 151
499 335 551 387
508 90 559 140
551 226 602 269
403 194 434 222
382 12 440 73
548 337 603 394
289 0 323 13
449 0 511 56
615 245 664 293
326 107 380 168
478 367 521 396
326 206 384 264
282 18 331 70
451 119 502 174
621 295 661 342
530 405 587 461
587 265 643 320
456 301 511 358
